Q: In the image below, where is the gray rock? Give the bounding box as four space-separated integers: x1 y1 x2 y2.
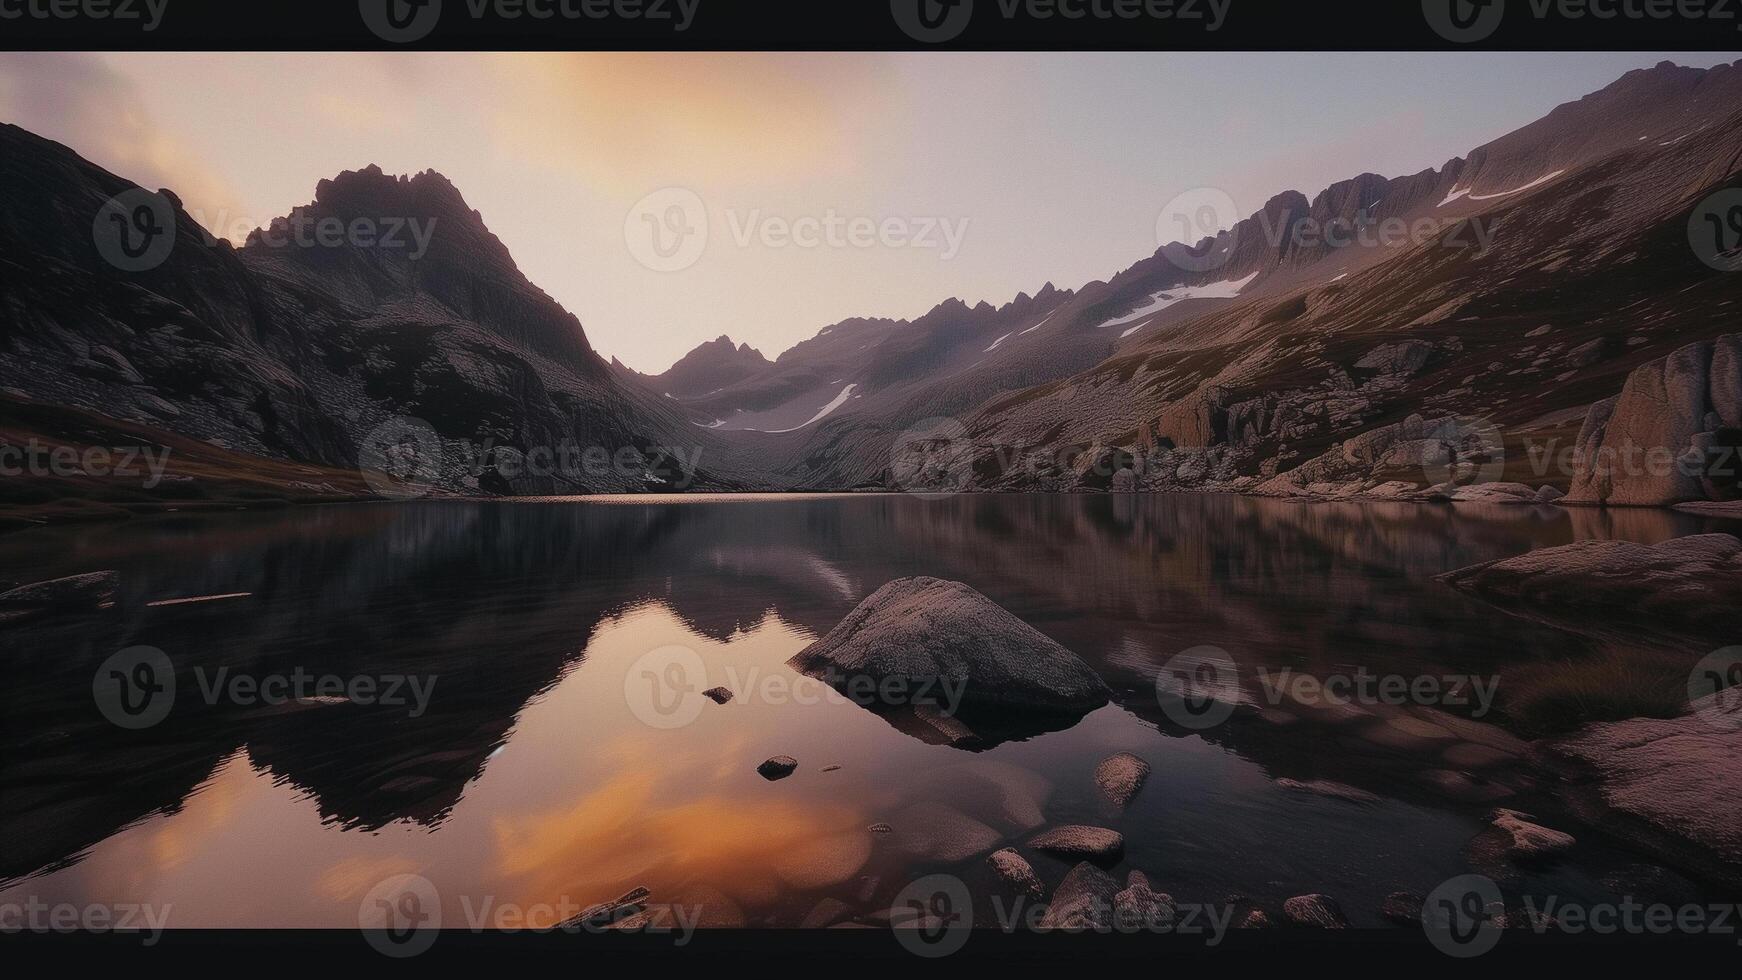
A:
1438 534 1742 641
987 847 1045 898
1039 862 1119 931
1354 340 1435 377
1381 892 1424 925
1030 825 1124 862
1093 752 1150 809
1545 688 1742 888
1478 808 1576 862
1282 894 1349 929
757 756 799 780
1567 335 1740 505
787 577 1108 716
0 571 119 615
889 801 1002 863
703 687 734 704
1113 871 1175 929
1275 778 1380 804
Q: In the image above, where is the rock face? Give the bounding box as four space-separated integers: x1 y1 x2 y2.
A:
987 847 1045 898
1093 752 1150 809
1039 862 1119 931
1029 825 1125 862
1438 534 1742 641
1566 334 1742 505
1544 688 1742 889
787 577 1108 723
1282 894 1349 929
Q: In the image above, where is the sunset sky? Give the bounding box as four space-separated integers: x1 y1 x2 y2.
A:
0 51 1733 373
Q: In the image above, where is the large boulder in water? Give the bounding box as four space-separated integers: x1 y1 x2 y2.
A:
1543 687 1742 889
1438 534 1742 642
788 577 1107 746
1565 334 1742 505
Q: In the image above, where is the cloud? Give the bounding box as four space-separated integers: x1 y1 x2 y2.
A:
0 52 243 225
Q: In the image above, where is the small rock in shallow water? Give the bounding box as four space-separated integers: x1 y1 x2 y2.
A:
820 764 842 772
868 822 893 834
1030 825 1124 862
1094 752 1150 809
1240 909 1273 928
757 756 799 780
1481 808 1576 862
1039 862 1119 931
1380 892 1424 925
1282 894 1349 929
703 687 733 704
1113 871 1175 929
1275 778 1380 804
986 847 1044 898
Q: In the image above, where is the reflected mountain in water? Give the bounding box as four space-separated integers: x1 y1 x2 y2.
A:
2 494 1737 893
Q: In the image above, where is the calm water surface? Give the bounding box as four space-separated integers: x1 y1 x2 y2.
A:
2 494 1737 928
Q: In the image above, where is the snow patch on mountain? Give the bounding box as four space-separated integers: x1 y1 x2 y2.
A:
757 384 859 433
1107 271 1262 338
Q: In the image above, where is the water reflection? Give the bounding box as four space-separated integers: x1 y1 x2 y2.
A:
1 494 1736 925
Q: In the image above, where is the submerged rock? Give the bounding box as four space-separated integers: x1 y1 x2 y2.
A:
787 577 1108 746
889 801 1002 863
1282 894 1349 929
1543 688 1742 889
1039 862 1119 931
0 570 119 625
1093 752 1150 809
1438 534 1742 642
757 756 799 780
1030 825 1124 862
1380 892 1424 925
987 847 1045 898
1275 778 1380 804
